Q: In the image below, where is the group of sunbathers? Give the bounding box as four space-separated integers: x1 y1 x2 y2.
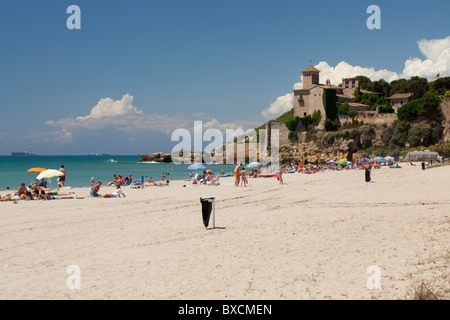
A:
90 182 126 198
192 170 219 185
0 182 55 201
106 174 133 187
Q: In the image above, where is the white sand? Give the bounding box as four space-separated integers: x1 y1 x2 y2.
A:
0 164 448 300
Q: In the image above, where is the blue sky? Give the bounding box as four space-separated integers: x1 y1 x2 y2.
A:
0 0 449 155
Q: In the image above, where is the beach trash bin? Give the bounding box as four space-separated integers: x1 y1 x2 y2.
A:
365 169 371 182
200 197 215 228
422 162 425 170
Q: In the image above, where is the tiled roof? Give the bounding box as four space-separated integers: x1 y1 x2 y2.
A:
388 93 413 100
348 102 370 108
360 89 382 95
302 65 320 73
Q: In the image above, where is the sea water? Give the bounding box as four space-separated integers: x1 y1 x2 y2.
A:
0 155 237 190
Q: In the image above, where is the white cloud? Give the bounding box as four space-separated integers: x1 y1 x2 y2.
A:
77 94 143 120
261 93 294 120
46 94 260 143
402 36 450 79
263 36 450 119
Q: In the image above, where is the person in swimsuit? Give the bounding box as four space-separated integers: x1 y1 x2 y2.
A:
240 167 247 187
277 167 283 185
102 183 126 198
90 182 102 197
234 164 241 187
59 165 66 187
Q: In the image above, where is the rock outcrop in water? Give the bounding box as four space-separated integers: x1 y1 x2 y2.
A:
140 152 172 163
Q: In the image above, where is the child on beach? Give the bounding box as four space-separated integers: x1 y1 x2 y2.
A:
277 167 283 185
240 167 248 187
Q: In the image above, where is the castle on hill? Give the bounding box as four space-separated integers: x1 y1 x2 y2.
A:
293 65 413 127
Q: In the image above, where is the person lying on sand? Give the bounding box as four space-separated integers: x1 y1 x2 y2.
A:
90 182 102 197
16 183 32 200
102 184 126 198
147 180 170 186
0 194 15 201
39 190 54 200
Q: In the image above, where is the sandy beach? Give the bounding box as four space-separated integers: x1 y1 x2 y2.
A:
0 164 448 300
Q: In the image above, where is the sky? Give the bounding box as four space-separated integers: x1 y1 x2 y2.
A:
0 0 449 155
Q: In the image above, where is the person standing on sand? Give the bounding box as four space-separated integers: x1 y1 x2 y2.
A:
277 167 283 185
59 165 66 187
240 167 247 187
234 163 241 187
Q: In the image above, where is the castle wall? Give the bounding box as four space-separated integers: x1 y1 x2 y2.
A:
264 121 291 151
338 112 397 126
293 90 309 118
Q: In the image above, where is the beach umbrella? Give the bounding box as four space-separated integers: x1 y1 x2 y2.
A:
327 160 337 163
374 156 382 160
36 169 64 180
338 158 347 163
379 158 387 162
247 162 261 168
27 167 47 173
338 161 350 165
385 156 394 160
188 163 206 170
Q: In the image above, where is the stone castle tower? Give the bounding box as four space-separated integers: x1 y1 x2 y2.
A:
302 65 320 90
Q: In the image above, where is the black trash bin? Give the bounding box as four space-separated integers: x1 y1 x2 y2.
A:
422 162 425 170
365 169 371 182
200 197 215 228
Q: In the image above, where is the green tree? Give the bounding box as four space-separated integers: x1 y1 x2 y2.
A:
311 110 322 126
430 77 450 95
322 88 338 121
420 89 441 120
356 76 373 91
337 102 349 115
397 98 423 121
285 116 300 131
390 76 429 99
444 90 450 100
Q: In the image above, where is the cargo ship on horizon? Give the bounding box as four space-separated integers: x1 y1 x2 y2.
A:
11 151 38 156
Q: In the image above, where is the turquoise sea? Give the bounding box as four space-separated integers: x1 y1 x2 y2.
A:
0 155 237 190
